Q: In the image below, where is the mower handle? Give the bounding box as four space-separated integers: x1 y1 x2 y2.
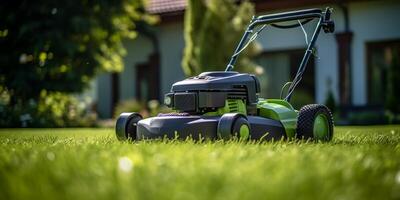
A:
248 8 323 29
226 7 334 72
225 7 334 102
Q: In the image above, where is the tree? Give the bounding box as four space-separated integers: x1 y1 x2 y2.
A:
0 0 155 127
0 0 155 103
182 0 260 77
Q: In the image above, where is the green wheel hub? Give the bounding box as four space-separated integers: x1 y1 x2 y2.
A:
313 114 330 140
239 124 250 140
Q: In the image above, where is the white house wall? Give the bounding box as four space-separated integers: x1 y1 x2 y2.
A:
348 1 400 105
158 22 186 96
96 35 153 118
120 22 186 101
119 36 153 101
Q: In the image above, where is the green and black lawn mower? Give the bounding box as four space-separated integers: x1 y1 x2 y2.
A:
116 7 335 141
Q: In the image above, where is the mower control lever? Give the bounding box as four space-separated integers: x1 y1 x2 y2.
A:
322 8 335 33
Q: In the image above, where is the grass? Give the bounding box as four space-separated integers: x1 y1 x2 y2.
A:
0 126 399 200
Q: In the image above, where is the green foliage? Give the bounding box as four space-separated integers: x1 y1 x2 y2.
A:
182 0 260 76
385 111 400 124
0 90 96 127
290 89 314 110
347 111 389 125
325 89 337 114
113 99 145 118
0 126 400 199
0 0 153 98
113 99 171 118
147 99 172 117
0 0 155 126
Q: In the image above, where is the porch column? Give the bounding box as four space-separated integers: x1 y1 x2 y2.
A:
335 32 353 106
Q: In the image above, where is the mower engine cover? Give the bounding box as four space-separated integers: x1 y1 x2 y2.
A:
164 71 260 114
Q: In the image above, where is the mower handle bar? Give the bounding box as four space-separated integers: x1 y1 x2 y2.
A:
225 7 334 102
226 8 331 71
248 8 323 29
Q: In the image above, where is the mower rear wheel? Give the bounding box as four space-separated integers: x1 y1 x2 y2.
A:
296 104 333 141
218 113 250 140
115 112 143 141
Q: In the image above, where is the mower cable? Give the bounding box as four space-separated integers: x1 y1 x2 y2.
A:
285 65 308 101
231 25 267 58
288 64 307 92
284 20 316 101
280 82 292 99
298 20 309 45
285 61 308 101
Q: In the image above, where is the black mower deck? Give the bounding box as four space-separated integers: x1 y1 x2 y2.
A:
137 114 286 140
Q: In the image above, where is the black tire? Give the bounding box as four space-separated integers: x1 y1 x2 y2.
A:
296 104 334 141
217 113 250 140
115 112 143 141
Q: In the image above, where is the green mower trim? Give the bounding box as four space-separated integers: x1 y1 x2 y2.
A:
239 124 250 139
257 99 298 138
313 114 330 139
203 99 247 116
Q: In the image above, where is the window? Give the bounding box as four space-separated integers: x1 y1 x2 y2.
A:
367 40 400 105
256 49 315 109
135 53 160 102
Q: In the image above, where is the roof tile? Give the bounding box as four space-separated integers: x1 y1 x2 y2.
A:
147 0 187 14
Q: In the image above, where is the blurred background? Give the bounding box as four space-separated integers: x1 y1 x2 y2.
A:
1 0 399 128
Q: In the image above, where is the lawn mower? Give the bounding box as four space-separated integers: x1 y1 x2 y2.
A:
116 7 335 141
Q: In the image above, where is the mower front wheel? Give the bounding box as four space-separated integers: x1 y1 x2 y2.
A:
218 113 250 140
296 104 334 141
115 112 143 141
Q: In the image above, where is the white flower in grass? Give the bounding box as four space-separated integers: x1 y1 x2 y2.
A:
46 152 55 161
118 157 133 173
396 170 400 184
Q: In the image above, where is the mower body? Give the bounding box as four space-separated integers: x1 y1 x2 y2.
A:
136 71 296 140
116 7 335 141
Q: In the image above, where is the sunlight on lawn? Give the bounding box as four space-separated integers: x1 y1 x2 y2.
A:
0 126 399 200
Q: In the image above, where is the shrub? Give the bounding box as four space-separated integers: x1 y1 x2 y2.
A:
113 99 172 119
0 90 96 127
113 99 145 118
324 89 337 114
147 100 172 117
182 0 258 76
385 111 400 124
347 111 389 125
0 0 155 116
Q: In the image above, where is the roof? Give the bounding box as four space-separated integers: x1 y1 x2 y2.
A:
145 0 359 22
146 0 187 14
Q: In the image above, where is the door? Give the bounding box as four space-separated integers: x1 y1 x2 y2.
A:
136 53 160 102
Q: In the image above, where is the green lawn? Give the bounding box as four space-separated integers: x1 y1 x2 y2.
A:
0 126 399 200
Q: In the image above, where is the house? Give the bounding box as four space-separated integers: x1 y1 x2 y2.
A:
94 0 400 118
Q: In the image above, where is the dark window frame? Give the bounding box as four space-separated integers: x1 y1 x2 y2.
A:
135 53 160 102
111 73 120 115
366 39 400 105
